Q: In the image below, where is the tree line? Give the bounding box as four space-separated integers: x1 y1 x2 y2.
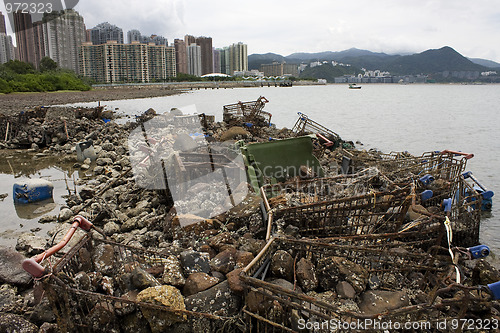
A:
0 57 91 94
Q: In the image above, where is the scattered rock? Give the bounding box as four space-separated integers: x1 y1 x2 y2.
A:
0 313 38 333
296 257 318 292
162 255 186 287
92 243 115 276
0 284 19 311
0 247 33 286
226 268 244 294
336 281 356 299
185 281 241 317
219 126 251 141
132 267 161 290
210 248 237 274
358 290 410 315
270 250 294 282
15 233 46 256
137 285 186 332
180 250 211 275
317 256 368 293
58 207 73 221
183 272 220 296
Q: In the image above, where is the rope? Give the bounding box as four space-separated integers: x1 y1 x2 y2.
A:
444 216 461 284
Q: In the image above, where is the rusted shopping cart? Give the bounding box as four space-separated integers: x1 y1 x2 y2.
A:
223 96 272 125
291 112 344 154
22 216 243 332
240 237 500 333
340 150 472 179
260 169 413 240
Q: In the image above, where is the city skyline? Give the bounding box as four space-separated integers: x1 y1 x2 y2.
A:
1 1 500 63
0 0 500 62
17 0 500 63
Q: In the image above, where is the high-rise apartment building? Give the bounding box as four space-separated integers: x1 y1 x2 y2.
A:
187 43 201 77
127 29 141 43
79 41 176 83
90 22 123 45
230 42 248 74
216 42 248 75
42 9 86 72
184 34 196 47
212 48 220 73
195 36 213 75
174 39 187 74
128 30 168 46
0 33 15 64
0 12 6 34
0 12 14 64
13 12 36 64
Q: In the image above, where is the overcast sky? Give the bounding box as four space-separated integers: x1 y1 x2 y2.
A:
4 0 500 62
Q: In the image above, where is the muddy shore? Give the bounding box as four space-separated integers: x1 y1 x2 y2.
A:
0 87 182 116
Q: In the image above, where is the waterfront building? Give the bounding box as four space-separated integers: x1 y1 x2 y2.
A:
90 22 123 45
260 62 298 77
79 41 176 83
195 36 213 75
13 12 37 64
230 42 248 74
187 43 201 77
127 29 141 43
216 42 248 75
212 48 220 73
0 33 15 64
0 12 6 34
0 12 14 64
174 39 188 74
41 9 86 72
129 30 168 47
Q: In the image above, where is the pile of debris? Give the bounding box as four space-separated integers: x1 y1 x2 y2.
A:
1 97 498 333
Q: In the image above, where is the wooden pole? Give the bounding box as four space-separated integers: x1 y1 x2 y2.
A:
5 122 9 141
63 120 69 140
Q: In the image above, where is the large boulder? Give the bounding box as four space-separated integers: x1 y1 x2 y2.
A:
0 246 32 286
137 285 186 333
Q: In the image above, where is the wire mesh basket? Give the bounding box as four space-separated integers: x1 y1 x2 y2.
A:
223 96 272 124
240 237 498 333
40 233 242 333
261 170 413 239
339 150 470 182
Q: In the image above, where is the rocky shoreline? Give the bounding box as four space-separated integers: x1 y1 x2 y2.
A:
1 102 499 332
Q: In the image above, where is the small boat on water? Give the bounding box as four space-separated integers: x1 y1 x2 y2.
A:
349 83 362 89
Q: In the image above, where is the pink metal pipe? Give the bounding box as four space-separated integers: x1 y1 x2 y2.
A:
22 215 93 278
440 150 474 160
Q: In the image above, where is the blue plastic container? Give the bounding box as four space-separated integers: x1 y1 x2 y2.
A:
13 179 54 204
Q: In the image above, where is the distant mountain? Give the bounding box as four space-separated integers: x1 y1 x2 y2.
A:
287 48 390 62
249 46 493 79
385 46 487 75
299 63 362 83
248 53 285 70
468 58 500 69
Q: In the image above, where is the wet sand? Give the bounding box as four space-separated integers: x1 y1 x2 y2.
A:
0 87 182 116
